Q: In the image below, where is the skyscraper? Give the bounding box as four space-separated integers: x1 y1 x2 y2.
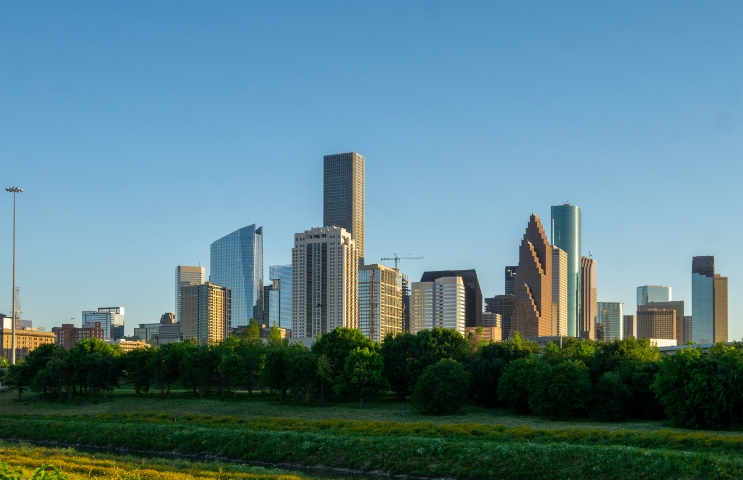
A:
176 266 205 323
266 265 292 330
691 256 728 343
596 302 623 341
638 301 685 344
636 285 672 306
82 307 125 340
291 226 359 339
485 295 516 339
552 247 568 337
504 266 518 295
323 152 365 259
402 274 411 332
637 309 676 341
210 224 264 327
580 256 597 339
420 270 482 328
623 315 636 339
359 264 402 343
551 203 581 337
512 214 552 338
410 276 466 335
181 282 231 345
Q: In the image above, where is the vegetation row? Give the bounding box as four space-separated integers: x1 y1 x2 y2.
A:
3 323 743 430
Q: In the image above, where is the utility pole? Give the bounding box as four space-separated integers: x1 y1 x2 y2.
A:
6 187 23 365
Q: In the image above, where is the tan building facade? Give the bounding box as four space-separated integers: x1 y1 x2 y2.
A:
623 315 636 339
1 328 56 360
181 282 231 345
713 274 728 343
512 214 552 338
291 226 359 339
580 256 597 339
358 263 402 343
116 338 150 353
638 301 685 345
411 276 466 335
323 152 365 258
637 309 676 340
175 266 205 323
551 247 568 337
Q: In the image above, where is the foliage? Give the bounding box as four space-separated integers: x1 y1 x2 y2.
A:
333 347 388 408
529 360 592 420
380 332 415 399
286 346 318 405
122 347 154 395
497 356 547 414
262 345 292 402
311 328 375 384
590 371 631 421
412 359 470 415
408 328 470 381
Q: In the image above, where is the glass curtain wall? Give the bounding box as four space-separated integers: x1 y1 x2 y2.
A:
551 204 581 337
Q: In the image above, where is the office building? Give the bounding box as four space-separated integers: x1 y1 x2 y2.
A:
579 257 597 339
1 327 56 360
551 203 581 337
402 274 411 332
155 313 181 345
637 309 676 340
291 226 359 339
116 338 149 352
176 266 205 322
638 301 685 345
410 276 466 335
485 295 515 339
482 312 503 341
53 322 105 350
133 323 160 343
359 264 403 343
512 214 552 338
691 256 728 343
552 247 568 337
324 152 365 259
420 270 482 328
82 307 125 340
683 316 692 344
181 282 232 345
596 302 623 341
637 285 672 306
210 224 264 327
265 265 292 329
505 266 518 295
623 315 636 339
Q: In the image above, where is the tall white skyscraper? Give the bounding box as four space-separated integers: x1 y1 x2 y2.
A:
552 247 568 337
323 152 365 259
291 226 359 339
410 276 466 335
176 266 205 322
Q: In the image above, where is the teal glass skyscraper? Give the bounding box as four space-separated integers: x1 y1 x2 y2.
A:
551 203 581 337
210 224 264 328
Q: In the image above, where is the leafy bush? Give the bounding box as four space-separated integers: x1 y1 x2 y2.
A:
590 371 631 421
497 356 545 414
529 360 592 420
412 359 470 415
333 347 388 408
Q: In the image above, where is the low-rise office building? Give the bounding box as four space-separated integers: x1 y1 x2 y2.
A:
1 327 56 360
52 322 105 350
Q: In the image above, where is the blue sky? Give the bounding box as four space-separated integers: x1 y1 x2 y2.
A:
1 1 741 339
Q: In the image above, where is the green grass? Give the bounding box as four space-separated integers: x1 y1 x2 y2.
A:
0 386 693 433
1 414 742 479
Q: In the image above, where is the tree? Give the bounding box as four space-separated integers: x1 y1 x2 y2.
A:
412 359 470 415
334 347 389 408
590 371 631 421
497 356 547 414
244 318 261 341
468 332 541 408
288 346 319 405
148 341 185 397
123 347 155 395
317 354 332 406
267 324 288 348
529 360 592 420
68 339 122 396
20 344 62 396
312 328 375 384
2 361 29 401
380 332 415 399
262 345 292 402
178 344 215 397
236 337 264 395
409 328 470 381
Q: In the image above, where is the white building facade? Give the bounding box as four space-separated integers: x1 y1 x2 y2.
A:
552 247 568 337
291 226 359 339
410 276 466 335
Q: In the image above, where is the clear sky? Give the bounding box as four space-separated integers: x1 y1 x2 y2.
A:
1 1 741 339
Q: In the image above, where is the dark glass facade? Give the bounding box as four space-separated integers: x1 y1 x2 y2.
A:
210 224 264 328
504 266 518 295
551 203 581 337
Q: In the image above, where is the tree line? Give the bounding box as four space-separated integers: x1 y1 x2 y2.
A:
2 321 742 430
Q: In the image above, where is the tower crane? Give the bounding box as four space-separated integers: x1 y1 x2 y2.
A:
380 253 424 270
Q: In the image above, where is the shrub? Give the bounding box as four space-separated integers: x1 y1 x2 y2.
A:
590 371 631 421
413 359 470 415
529 360 592 420
497 356 545 414
333 347 388 408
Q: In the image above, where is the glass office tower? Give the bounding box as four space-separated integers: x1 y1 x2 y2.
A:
691 256 728 344
551 203 581 337
636 286 672 306
268 264 292 330
210 224 264 328
596 302 623 341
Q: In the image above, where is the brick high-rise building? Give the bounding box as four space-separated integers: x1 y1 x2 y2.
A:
637 309 676 341
638 301 685 345
512 214 552 338
52 322 104 350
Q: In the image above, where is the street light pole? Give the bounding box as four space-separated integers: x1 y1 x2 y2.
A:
5 187 23 365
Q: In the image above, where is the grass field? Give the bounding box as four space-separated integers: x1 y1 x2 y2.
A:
0 386 698 433
0 441 311 480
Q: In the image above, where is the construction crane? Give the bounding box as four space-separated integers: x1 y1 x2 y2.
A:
380 253 424 270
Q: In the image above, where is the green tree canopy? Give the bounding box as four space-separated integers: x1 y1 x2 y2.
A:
334 347 388 408
312 328 375 383
412 359 470 415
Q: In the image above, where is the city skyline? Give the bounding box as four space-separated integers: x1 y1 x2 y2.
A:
0 2 740 340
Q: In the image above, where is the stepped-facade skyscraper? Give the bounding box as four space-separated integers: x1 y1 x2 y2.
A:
512 214 552 337
323 152 365 260
210 224 264 327
691 256 728 343
551 203 581 337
